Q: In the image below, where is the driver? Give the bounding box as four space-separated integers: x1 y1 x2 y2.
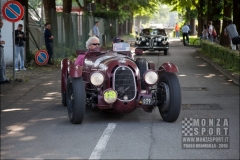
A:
75 36 100 66
112 37 124 44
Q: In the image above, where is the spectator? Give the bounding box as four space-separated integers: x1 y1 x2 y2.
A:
202 24 208 40
175 23 180 38
44 23 54 65
0 19 11 84
93 21 100 38
224 20 240 50
181 23 190 46
208 21 213 42
75 37 100 66
112 37 124 44
15 24 26 71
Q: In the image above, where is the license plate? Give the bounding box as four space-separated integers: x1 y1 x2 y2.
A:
142 97 152 105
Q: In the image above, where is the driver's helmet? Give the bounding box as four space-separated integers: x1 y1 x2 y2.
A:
112 37 124 43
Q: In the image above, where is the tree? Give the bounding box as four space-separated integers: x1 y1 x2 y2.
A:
220 0 232 47
63 0 75 48
233 0 240 31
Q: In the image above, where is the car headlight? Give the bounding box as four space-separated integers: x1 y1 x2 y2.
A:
158 38 162 42
141 37 146 41
103 89 118 104
90 72 104 86
144 70 158 85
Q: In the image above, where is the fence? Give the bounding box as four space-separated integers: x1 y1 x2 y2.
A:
28 8 118 60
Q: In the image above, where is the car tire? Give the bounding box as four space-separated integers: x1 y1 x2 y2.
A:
135 58 148 89
164 49 168 55
157 72 181 122
67 77 86 124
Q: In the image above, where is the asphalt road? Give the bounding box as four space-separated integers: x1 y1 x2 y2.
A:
1 38 239 159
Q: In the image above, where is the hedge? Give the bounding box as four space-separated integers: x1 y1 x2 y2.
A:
201 40 240 73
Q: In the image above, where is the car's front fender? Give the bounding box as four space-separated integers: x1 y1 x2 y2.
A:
158 62 178 73
61 58 72 93
68 64 83 78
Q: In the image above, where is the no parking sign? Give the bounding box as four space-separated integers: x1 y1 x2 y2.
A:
2 1 24 22
35 50 49 66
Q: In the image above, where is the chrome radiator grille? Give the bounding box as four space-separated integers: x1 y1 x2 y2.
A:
113 66 136 101
149 38 154 48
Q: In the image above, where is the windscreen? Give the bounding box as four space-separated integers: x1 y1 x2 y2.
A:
113 43 131 51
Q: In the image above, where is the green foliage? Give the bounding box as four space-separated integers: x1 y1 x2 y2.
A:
201 40 240 74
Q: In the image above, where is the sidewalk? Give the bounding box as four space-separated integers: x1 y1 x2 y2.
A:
0 65 60 95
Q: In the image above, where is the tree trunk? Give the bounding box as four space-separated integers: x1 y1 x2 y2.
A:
63 0 75 48
197 0 204 37
212 0 222 36
220 0 232 47
207 0 213 22
128 13 133 34
43 0 56 23
233 0 240 31
190 18 195 35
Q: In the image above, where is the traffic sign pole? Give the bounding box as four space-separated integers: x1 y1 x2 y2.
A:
13 23 15 80
2 1 24 81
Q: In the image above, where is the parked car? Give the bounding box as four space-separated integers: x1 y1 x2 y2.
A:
61 43 181 124
135 28 169 55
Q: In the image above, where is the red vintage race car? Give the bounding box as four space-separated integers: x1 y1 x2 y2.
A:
61 43 181 124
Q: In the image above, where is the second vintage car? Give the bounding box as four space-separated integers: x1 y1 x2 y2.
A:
135 28 169 55
61 43 181 124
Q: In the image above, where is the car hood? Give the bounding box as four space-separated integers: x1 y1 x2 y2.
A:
83 51 137 72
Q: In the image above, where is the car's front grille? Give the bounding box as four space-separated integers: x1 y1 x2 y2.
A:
113 66 136 101
149 38 154 48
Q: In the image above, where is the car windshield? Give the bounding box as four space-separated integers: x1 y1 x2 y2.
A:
113 42 130 51
141 29 166 36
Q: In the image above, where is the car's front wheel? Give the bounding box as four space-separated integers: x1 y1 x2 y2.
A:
67 77 86 124
157 72 181 122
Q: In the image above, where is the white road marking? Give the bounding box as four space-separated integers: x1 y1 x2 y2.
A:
89 123 117 160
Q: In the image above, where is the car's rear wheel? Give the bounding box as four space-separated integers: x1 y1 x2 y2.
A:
67 77 86 124
164 49 169 55
157 72 181 122
135 58 148 89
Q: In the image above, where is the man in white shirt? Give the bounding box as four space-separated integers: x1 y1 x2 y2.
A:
224 20 240 50
181 23 190 46
93 21 100 38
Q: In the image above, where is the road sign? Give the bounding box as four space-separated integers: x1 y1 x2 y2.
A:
35 50 49 66
2 1 24 23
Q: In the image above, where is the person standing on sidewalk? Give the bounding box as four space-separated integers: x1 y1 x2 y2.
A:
208 21 213 42
15 24 26 71
175 23 180 38
44 23 54 65
0 19 11 84
224 20 240 50
93 21 100 38
181 23 190 46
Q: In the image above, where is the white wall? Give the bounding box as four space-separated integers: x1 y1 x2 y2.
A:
1 0 25 65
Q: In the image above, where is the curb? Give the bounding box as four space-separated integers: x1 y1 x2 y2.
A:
197 51 239 86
